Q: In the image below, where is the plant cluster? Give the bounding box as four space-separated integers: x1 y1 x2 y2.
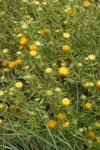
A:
0 0 100 149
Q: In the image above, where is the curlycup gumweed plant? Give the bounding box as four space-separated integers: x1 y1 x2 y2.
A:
0 0 100 149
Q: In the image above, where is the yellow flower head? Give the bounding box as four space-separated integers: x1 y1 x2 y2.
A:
20 36 28 45
2 61 8 67
29 45 38 51
2 49 9 54
42 2 47 5
88 54 96 61
0 104 4 109
63 33 70 38
69 10 76 16
59 66 69 76
47 120 57 129
45 68 53 73
84 82 91 88
13 27 19 33
62 98 71 106
19 45 23 50
8 62 15 69
95 122 100 127
30 50 37 56
15 82 23 88
55 29 61 33
25 19 31 25
85 102 92 109
37 30 43 34
46 90 53 96
88 131 95 137
55 87 62 92
15 59 22 65
35 41 41 46
84 1 91 7
9 105 15 111
57 113 65 120
96 80 100 89
0 119 3 124
44 29 50 34
0 91 4 96
62 45 70 52
62 121 70 128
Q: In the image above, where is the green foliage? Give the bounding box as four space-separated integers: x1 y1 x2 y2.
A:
0 0 100 149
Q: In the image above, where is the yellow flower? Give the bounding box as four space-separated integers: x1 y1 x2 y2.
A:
62 121 70 128
13 27 19 33
47 120 57 129
30 50 37 56
46 90 53 96
37 30 43 34
19 45 23 50
55 29 61 33
9 105 15 111
95 122 100 127
0 119 3 124
64 6 71 13
62 45 70 52
20 36 28 45
44 29 50 34
8 62 15 69
84 82 91 88
85 102 92 109
69 10 76 16
0 90 4 96
57 113 65 120
96 80 100 89
15 59 22 65
15 82 23 88
80 94 86 100
59 66 69 76
45 68 53 73
25 19 31 25
84 1 91 7
35 41 41 46
88 54 96 61
0 104 4 109
88 131 95 138
63 33 70 38
29 45 38 51
42 2 47 5
62 98 71 106
55 87 62 92
2 48 9 54
2 61 8 67
33 1 39 5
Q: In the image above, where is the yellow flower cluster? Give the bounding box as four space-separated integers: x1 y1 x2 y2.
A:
47 120 57 129
84 1 91 7
0 104 4 109
62 45 70 52
59 67 69 76
15 82 23 88
20 36 28 45
47 120 70 129
62 98 71 106
57 113 65 120
85 103 92 109
87 131 95 137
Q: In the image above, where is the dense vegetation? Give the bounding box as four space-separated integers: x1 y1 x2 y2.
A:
0 0 100 149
